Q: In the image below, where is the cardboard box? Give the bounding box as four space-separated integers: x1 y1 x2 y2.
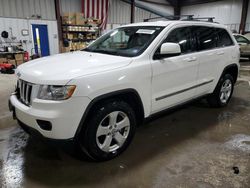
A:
62 12 76 25
87 18 101 26
16 60 24 66
61 47 70 53
75 13 85 25
0 58 7 63
15 54 23 61
8 60 16 66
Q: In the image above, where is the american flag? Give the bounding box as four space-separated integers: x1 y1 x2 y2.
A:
82 0 110 30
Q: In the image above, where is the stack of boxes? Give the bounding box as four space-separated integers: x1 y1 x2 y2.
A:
14 54 24 66
0 58 7 64
0 53 24 67
61 12 101 53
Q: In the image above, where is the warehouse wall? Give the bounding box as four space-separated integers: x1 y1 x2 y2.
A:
59 0 169 29
246 1 250 31
0 17 59 55
60 0 82 13
0 0 58 55
0 0 55 20
181 0 243 32
107 0 169 29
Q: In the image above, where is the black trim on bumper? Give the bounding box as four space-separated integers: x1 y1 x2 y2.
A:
17 120 74 147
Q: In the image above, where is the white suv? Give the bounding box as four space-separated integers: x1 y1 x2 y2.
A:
9 21 240 161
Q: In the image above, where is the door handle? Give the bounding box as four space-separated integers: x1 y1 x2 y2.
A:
184 57 197 62
217 51 225 55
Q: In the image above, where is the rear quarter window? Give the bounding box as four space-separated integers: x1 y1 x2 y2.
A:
217 28 234 47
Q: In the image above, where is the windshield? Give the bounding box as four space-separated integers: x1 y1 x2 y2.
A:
83 26 164 57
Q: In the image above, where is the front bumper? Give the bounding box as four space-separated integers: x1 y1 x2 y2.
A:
9 94 91 139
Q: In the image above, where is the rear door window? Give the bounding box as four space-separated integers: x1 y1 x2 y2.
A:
195 26 217 51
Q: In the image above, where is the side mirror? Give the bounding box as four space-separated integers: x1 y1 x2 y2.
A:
160 42 181 56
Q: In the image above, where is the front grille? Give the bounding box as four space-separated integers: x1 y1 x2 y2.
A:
17 79 33 106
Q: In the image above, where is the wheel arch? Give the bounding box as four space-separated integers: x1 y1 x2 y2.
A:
74 88 145 138
221 63 239 83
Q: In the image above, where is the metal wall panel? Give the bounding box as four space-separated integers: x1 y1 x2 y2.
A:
60 0 82 13
181 0 243 31
0 17 59 55
108 0 169 25
246 1 250 31
0 0 56 20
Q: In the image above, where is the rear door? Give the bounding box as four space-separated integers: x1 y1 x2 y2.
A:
192 26 222 96
151 26 199 113
194 27 235 96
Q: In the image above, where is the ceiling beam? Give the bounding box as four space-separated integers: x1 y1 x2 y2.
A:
166 0 178 6
138 0 172 6
180 0 223 6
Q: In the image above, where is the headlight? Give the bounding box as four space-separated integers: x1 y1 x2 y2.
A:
37 85 76 100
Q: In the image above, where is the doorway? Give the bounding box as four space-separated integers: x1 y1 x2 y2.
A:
32 24 50 57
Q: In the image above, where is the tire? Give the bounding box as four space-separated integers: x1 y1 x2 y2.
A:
76 100 137 161
207 74 234 107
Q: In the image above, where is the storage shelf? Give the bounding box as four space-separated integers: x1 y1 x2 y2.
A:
62 24 94 27
63 30 98 33
63 38 95 42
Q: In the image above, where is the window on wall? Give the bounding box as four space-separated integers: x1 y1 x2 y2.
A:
195 26 217 51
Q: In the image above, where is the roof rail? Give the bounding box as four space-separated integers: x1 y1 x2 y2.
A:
143 15 216 23
183 16 216 22
143 15 194 22
144 16 163 22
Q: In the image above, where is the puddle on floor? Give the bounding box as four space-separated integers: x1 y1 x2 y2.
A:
224 134 250 153
1 128 28 188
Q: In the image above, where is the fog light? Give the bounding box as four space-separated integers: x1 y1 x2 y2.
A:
36 120 52 131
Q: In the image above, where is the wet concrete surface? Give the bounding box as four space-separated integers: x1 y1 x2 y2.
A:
0 70 250 187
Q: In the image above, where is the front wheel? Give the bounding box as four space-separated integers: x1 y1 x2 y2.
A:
207 74 234 107
76 100 136 161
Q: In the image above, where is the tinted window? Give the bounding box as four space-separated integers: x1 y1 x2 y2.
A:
234 35 249 44
217 29 234 47
195 26 217 51
164 27 194 54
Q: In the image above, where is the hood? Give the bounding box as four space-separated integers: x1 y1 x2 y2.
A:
17 51 132 85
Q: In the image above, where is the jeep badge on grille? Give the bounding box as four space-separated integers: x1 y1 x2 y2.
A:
17 72 21 77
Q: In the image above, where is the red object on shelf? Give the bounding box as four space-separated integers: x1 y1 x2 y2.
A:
24 51 29 61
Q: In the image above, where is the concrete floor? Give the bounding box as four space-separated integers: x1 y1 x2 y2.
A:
0 63 250 188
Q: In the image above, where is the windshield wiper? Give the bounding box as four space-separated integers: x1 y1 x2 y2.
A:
88 49 118 55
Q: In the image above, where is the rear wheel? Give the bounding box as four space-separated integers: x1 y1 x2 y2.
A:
76 100 136 161
207 74 234 107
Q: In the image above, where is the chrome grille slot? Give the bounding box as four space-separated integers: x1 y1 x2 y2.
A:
18 79 33 106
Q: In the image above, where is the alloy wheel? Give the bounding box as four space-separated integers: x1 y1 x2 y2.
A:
96 111 130 153
220 79 232 104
